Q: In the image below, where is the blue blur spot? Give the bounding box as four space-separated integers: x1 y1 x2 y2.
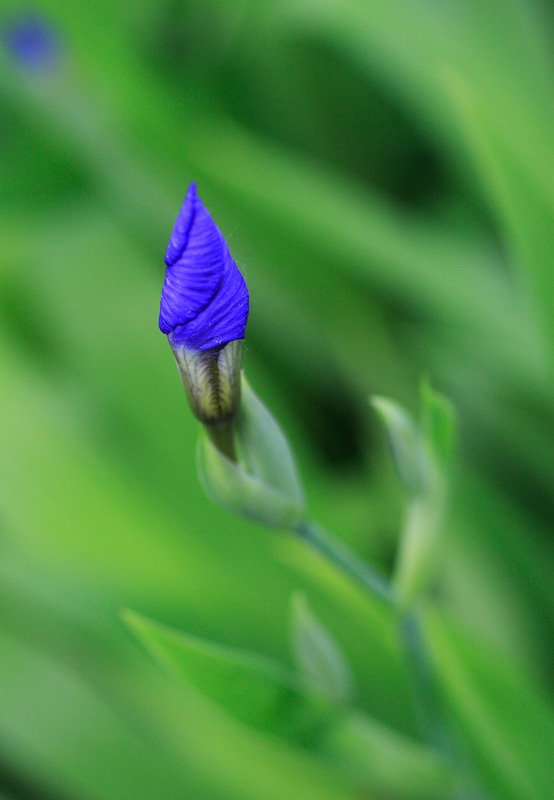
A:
4 13 59 70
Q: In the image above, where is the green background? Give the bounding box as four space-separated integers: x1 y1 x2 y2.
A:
0 1 553 798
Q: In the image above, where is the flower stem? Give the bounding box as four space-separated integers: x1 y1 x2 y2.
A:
401 612 450 749
294 519 395 606
401 613 485 799
294 519 484 798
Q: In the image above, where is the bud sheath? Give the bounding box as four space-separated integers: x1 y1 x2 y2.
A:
170 339 243 425
159 183 249 436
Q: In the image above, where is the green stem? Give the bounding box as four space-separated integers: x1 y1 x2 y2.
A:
295 520 484 798
401 613 450 750
401 613 486 800
294 519 395 606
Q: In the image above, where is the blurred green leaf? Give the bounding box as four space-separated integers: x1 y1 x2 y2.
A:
125 610 454 799
0 628 208 800
439 61 554 362
374 385 456 606
393 495 446 608
318 711 456 800
124 610 332 742
419 378 457 478
425 606 554 800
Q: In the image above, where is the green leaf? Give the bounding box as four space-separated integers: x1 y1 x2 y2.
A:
236 376 305 508
419 379 457 478
439 63 554 363
290 593 355 704
424 607 554 800
123 610 332 742
124 611 454 799
197 376 305 529
318 711 456 800
371 396 423 493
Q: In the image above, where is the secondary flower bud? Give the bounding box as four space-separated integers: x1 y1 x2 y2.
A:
159 183 249 425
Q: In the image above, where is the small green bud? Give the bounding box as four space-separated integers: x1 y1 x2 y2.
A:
371 396 424 494
197 376 305 528
290 592 355 704
372 382 457 607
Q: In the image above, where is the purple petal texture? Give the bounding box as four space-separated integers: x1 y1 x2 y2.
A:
159 183 249 351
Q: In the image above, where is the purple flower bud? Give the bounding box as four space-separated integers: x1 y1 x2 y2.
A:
3 13 59 70
159 183 249 352
160 184 249 427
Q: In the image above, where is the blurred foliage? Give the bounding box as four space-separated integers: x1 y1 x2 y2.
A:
0 0 553 798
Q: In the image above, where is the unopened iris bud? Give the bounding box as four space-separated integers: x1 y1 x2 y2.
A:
159 184 249 431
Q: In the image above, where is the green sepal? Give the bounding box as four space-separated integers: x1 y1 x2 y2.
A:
236 376 304 507
197 375 305 528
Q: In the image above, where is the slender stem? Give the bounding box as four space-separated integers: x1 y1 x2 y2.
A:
401 613 450 750
294 519 395 606
401 613 485 800
294 519 485 798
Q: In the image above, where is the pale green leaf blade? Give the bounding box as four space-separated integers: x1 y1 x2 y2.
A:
318 711 456 800
123 610 332 741
419 379 457 477
424 607 554 800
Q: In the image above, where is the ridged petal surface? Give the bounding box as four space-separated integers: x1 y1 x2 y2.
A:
159 183 249 351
